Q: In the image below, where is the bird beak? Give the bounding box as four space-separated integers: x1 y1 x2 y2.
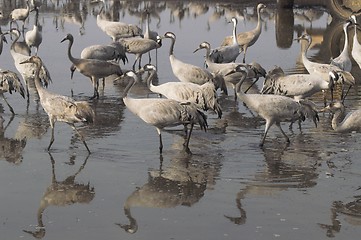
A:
60 37 67 43
19 59 31 65
319 106 330 113
193 47 201 53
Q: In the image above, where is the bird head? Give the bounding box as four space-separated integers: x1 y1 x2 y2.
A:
320 101 345 114
60 33 73 43
193 41 210 53
19 55 42 65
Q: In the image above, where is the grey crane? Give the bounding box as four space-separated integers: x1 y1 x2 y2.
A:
261 66 341 101
25 7 42 55
61 33 123 99
321 101 361 133
120 35 162 70
9 28 51 102
163 31 228 94
9 0 32 33
0 29 25 114
221 3 266 63
20 56 95 153
193 41 266 99
234 66 319 146
122 70 208 153
209 17 241 63
330 20 352 72
96 6 142 41
296 32 355 99
143 64 222 118
143 9 159 64
351 15 361 70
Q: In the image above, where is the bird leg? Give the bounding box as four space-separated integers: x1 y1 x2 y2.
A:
260 121 272 147
48 126 55 152
183 123 194 151
1 94 15 114
90 77 99 100
276 122 290 143
70 124 91 154
157 128 163 153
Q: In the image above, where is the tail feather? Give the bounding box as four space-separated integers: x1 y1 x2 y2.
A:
75 101 95 124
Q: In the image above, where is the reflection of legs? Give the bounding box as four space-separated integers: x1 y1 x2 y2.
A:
70 124 91 154
1 94 15 114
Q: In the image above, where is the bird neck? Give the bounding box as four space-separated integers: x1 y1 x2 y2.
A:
256 7 263 31
232 20 238 45
146 70 157 89
341 25 349 54
0 34 4 55
354 24 359 46
122 78 136 99
168 37 175 56
331 107 346 131
235 74 248 98
66 39 76 63
10 32 20 51
300 39 311 64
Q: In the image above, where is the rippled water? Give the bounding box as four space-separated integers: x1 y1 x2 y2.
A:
1 0 361 239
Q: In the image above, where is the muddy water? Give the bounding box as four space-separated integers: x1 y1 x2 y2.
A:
1 1 361 239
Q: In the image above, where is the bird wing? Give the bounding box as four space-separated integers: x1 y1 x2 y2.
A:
0 70 25 98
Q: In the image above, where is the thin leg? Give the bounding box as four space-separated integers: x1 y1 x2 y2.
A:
157 128 163 153
71 124 91 154
183 123 194 150
48 126 55 151
260 121 272 147
2 94 15 114
276 122 290 143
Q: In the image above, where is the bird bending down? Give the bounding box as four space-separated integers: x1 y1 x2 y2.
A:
234 66 318 146
321 101 361 133
209 17 241 63
20 56 95 153
296 33 355 100
163 31 228 94
61 33 123 99
261 66 340 102
194 41 266 99
142 64 222 118
330 20 352 72
221 3 266 63
122 70 208 153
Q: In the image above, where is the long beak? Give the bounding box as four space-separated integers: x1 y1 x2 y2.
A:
193 47 201 53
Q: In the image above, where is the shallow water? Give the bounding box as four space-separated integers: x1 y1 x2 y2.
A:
1 0 361 239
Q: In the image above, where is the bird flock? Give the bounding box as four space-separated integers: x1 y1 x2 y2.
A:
1 1 361 154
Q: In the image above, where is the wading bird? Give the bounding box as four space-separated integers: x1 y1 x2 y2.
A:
0 29 25 114
120 35 162 70
234 66 318 146
321 101 361 133
221 3 266 63
9 28 51 102
61 33 123 99
9 0 32 33
25 7 42 55
143 64 222 118
261 66 341 101
96 6 142 41
209 17 240 63
122 70 208 153
330 20 352 72
193 41 266 99
296 32 355 99
20 56 95 153
163 31 228 94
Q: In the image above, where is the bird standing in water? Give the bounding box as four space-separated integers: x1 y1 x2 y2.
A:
20 56 94 153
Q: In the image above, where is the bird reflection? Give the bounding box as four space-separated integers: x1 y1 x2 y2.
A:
0 115 26 165
118 150 222 233
23 152 94 239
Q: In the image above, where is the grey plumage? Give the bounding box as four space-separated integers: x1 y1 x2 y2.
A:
221 3 266 63
163 31 228 94
20 56 95 153
235 66 318 146
122 70 208 153
61 33 123 99
143 64 222 118
330 20 352 72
